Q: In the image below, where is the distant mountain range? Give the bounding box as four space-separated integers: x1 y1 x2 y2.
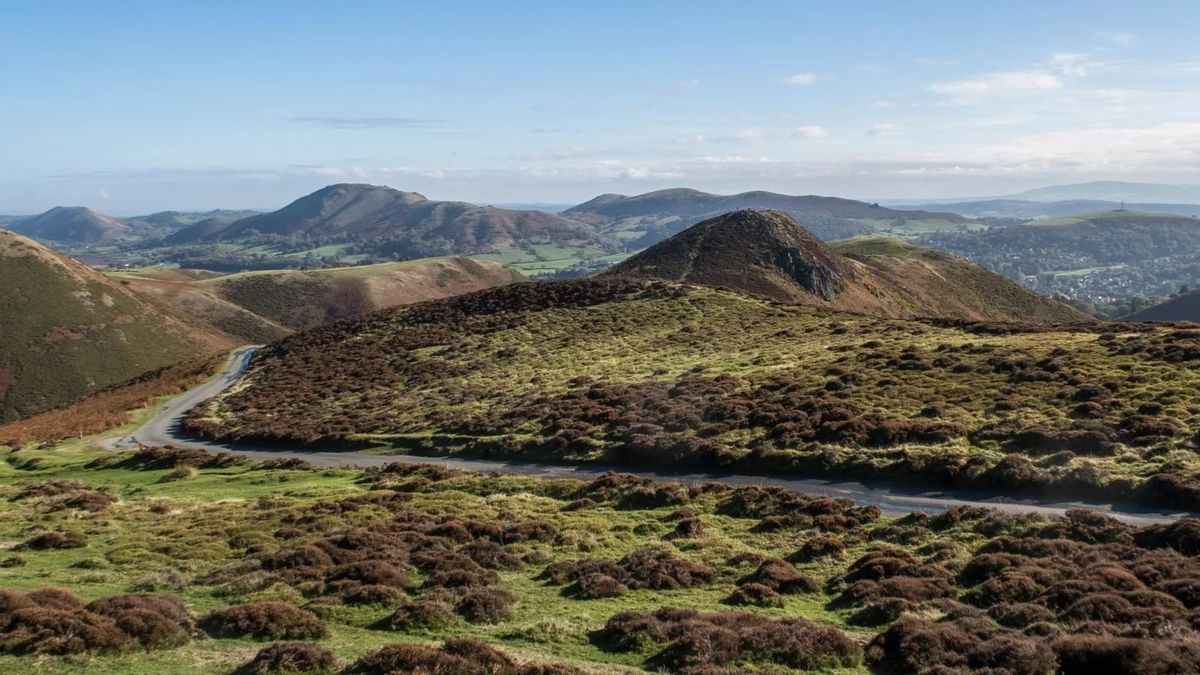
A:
566 187 979 246
1006 181 1200 203
166 184 603 258
5 206 260 246
893 199 1200 221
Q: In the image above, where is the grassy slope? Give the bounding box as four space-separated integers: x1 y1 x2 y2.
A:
189 279 1200 509
204 257 525 331
0 233 223 422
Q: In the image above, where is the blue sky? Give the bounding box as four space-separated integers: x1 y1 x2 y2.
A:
4 0 1200 213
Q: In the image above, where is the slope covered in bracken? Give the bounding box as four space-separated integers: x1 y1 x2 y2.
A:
0 231 224 421
185 276 1200 510
605 209 1087 323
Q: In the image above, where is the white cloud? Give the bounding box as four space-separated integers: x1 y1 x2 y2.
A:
733 128 767 141
784 72 816 86
790 126 830 139
96 189 110 200
674 78 702 90
928 70 1063 103
865 123 901 137
870 99 898 108
1049 52 1091 77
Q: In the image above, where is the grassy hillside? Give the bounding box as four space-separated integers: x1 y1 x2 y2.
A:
203 257 525 331
0 437 1196 673
603 210 1085 323
186 278 1200 510
0 232 224 422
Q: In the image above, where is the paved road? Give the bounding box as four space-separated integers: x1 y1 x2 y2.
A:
106 348 1197 526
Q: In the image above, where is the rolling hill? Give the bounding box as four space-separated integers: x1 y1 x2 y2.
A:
116 257 525 335
918 210 1200 302
895 199 1200 221
184 274 1200 510
8 206 131 245
564 187 982 247
166 183 606 258
604 209 1086 322
0 231 225 421
1007 180 1200 203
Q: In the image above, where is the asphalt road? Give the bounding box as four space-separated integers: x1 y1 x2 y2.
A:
105 347 1197 526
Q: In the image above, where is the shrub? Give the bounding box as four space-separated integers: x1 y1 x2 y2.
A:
325 560 410 588
346 638 581 675
618 549 714 590
866 615 1054 675
738 559 818 594
724 583 783 608
340 584 403 606
200 602 327 640
86 594 192 637
987 602 1056 628
456 587 516 623
1053 635 1200 675
3 607 128 654
385 601 455 631
599 608 860 671
790 535 845 562
573 573 627 599
238 642 335 674
668 517 705 539
25 587 83 611
19 531 87 550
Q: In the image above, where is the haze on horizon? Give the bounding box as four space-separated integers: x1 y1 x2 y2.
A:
5 0 1200 214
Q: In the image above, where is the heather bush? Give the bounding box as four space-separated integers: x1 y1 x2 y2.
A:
237 642 335 674
199 602 327 640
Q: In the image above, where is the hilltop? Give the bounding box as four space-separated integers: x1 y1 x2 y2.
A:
0 231 222 421
167 183 605 259
8 206 131 245
605 209 1086 322
565 187 981 246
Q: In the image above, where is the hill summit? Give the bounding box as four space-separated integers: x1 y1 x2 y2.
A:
10 206 130 244
606 209 852 302
607 209 1088 323
167 183 602 257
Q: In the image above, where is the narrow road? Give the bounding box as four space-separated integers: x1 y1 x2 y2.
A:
106 347 1197 526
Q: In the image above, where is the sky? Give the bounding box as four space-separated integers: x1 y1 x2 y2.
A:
5 0 1200 214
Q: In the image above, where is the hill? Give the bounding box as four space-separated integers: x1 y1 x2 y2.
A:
918 210 1200 303
1124 289 1200 322
0 231 223 421
1008 181 1200 203
894 199 1200 221
604 209 1086 322
185 276 1200 510
564 187 981 246
166 183 605 259
201 257 525 330
8 206 131 245
114 256 524 337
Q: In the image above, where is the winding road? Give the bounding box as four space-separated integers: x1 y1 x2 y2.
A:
106 348 1196 525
